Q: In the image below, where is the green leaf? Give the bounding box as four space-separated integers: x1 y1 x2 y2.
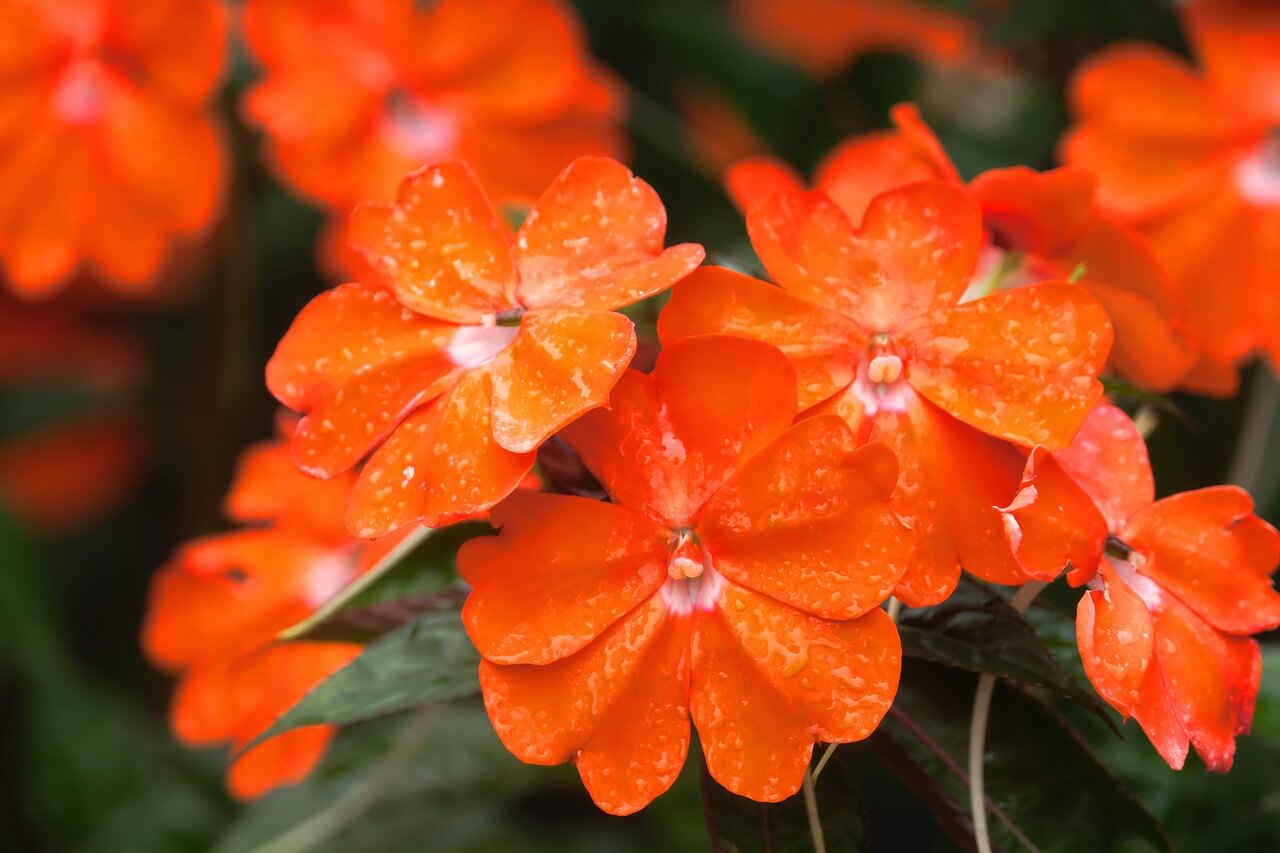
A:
897 579 1114 724
879 660 1169 853
248 609 480 749
700 752 868 853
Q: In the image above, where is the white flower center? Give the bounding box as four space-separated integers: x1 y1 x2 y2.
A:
660 531 723 615
382 91 461 162
447 323 519 368
1236 133 1280 207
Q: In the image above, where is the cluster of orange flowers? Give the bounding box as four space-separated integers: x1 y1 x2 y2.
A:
4 0 1278 822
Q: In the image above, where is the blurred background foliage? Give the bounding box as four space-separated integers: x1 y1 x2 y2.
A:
1 0 1277 850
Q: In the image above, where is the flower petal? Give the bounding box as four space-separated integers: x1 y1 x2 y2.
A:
1123 487 1280 635
657 265 863 410
748 181 982 331
1001 447 1108 586
267 283 461 477
348 162 519 324
562 335 797 527
459 491 669 664
969 166 1096 255
903 281 1112 449
478 596 690 815
691 584 900 801
487 308 635 454
698 419 909 620
1054 403 1154 533
811 127 946 224
514 157 704 311
346 369 536 535
1077 562 1156 718
1183 0 1280 126
228 725 336 801
725 156 805 213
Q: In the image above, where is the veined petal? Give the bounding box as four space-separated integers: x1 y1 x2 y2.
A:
459 491 669 665
1054 403 1154 533
487 308 636 454
346 369 535 535
515 157 704 311
348 162 519 324
903 281 1112 450
698 419 909 620
562 336 797 527
1123 487 1280 635
658 266 863 410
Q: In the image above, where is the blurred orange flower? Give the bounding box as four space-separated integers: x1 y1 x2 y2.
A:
0 0 228 297
142 434 411 800
1062 0 1280 388
267 158 703 537
733 0 976 78
662 181 1111 605
1050 403 1280 771
460 336 910 814
729 103 1197 393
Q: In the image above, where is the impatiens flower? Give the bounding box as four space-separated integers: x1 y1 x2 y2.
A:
142 433 410 799
661 180 1112 605
242 0 624 277
267 157 704 536
0 296 146 531
1047 403 1280 771
459 336 911 814
0 0 228 297
1062 0 1280 386
733 0 975 78
729 103 1197 393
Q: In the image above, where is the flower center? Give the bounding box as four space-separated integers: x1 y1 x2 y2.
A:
850 336 910 417
53 57 108 124
381 90 461 162
1236 131 1280 207
1089 538 1164 612
660 530 723 615
447 322 520 368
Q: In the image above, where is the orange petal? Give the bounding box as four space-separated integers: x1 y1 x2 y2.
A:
888 103 961 182
903 282 1113 449
657 265 863 410
1183 0 1280 126
1054 403 1154 533
725 156 805 214
811 128 945 224
348 162 519 324
970 166 1096 255
486 308 635 454
459 491 668 664
698 419 909 619
346 369 535 535
227 725 336 800
514 157 704 311
266 282 460 477
1000 447 1107 586
223 439 353 542
748 181 982 331
1077 562 1156 718
112 0 230 105
1147 598 1261 771
479 596 691 815
1123 487 1280 635
691 584 899 801
562 336 796 527
1129 653 1191 770
227 642 364 749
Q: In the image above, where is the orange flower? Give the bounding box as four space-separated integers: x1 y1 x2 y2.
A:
733 0 976 78
142 434 408 799
459 336 910 814
267 157 703 536
661 180 1111 605
0 296 146 531
0 0 228 297
730 103 1197 393
1062 0 1280 387
1047 403 1280 771
242 0 625 275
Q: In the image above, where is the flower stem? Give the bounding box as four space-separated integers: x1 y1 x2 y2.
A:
969 582 1046 853
802 767 827 853
1228 365 1280 501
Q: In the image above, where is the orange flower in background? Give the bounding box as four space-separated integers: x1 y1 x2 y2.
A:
460 336 911 814
267 157 704 537
242 0 625 277
661 180 1111 605
1062 0 1280 384
730 103 1197 393
142 434 409 800
0 296 146 531
0 0 228 297
1049 403 1280 771
733 0 976 78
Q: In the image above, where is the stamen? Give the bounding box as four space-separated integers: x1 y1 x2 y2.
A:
867 354 903 385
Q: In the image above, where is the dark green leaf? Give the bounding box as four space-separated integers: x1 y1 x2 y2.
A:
247 609 480 749
898 579 1114 725
879 661 1169 853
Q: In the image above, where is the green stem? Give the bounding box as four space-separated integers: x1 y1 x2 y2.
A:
801 767 827 853
1227 366 1280 501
